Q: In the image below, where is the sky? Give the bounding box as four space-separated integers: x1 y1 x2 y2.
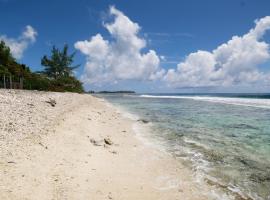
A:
0 0 270 93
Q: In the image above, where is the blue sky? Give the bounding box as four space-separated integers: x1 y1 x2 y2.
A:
1 0 270 92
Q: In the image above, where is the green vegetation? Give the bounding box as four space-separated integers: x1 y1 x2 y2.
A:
0 41 84 93
41 44 83 92
41 45 79 79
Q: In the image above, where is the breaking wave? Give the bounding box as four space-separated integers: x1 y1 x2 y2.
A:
140 95 270 109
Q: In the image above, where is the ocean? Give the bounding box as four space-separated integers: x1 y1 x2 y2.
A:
98 93 270 200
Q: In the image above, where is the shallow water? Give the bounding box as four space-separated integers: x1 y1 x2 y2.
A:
98 93 270 200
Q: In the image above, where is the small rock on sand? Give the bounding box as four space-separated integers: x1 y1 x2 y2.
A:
104 138 113 145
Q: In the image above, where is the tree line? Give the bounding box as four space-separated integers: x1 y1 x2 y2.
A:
0 40 84 93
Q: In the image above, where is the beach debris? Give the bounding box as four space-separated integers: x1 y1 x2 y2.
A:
104 138 113 145
90 138 102 146
45 98 56 107
137 119 149 124
38 142 48 149
7 161 16 164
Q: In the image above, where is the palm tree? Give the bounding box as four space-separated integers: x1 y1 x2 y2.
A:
41 44 79 79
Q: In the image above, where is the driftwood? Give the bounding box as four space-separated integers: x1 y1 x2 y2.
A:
45 98 56 107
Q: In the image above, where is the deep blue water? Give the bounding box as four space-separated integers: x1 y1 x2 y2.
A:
98 93 270 200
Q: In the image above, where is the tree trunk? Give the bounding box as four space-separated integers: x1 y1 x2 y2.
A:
9 75 12 89
19 77 23 89
3 74 6 89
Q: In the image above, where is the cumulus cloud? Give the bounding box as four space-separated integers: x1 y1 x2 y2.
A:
164 16 270 88
76 8 270 89
75 6 164 85
0 25 37 59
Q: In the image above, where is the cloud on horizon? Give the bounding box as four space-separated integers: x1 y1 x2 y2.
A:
75 6 164 86
0 25 37 59
75 6 270 90
164 16 270 88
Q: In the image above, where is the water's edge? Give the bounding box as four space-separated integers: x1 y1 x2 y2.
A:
98 94 270 200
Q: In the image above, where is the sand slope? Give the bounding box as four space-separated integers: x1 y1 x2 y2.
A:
0 90 211 200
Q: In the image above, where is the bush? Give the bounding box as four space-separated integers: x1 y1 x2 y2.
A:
24 74 51 91
48 76 84 93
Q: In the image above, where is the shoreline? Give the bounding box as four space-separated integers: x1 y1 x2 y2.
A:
1 89 215 199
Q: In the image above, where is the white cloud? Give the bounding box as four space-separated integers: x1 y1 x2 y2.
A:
22 25 37 42
75 6 164 85
76 8 270 90
0 25 37 59
164 16 270 88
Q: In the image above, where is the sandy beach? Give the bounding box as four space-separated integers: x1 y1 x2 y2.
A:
0 89 213 200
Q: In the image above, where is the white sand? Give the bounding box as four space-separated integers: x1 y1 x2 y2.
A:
0 89 214 200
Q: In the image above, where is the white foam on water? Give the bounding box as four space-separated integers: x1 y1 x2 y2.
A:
104 100 140 121
140 95 270 109
183 138 211 150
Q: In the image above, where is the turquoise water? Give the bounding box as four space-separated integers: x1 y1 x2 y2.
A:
99 94 270 200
